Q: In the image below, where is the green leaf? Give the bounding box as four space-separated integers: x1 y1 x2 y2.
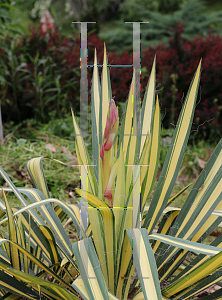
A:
75 189 115 293
2 190 20 271
0 262 79 300
144 60 202 232
126 228 162 300
139 56 156 157
91 49 101 182
141 96 161 214
150 233 222 256
162 250 222 297
72 237 110 300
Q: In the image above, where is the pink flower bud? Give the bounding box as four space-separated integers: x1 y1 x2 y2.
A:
110 99 118 127
104 130 117 151
104 187 112 199
100 99 119 158
100 142 104 158
104 115 110 139
40 11 55 35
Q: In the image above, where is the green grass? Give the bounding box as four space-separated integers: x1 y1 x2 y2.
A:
0 134 80 207
0 131 80 237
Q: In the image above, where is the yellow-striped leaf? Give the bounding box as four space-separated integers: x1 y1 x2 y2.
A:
40 225 60 264
0 239 75 293
75 188 115 293
26 157 50 198
2 190 20 271
139 56 156 156
141 96 160 214
162 250 222 297
91 48 101 183
0 262 79 300
101 44 112 141
143 60 202 233
72 237 110 300
126 228 162 300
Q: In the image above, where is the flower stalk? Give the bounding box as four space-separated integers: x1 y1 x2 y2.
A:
100 99 119 206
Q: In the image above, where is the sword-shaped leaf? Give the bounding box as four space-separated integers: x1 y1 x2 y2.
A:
0 269 39 299
126 228 162 300
0 239 75 293
141 96 160 214
72 237 110 300
162 250 222 297
1 187 81 254
139 56 156 156
150 233 222 255
173 267 222 300
91 48 101 182
75 188 115 293
40 225 60 264
72 276 119 300
0 167 44 226
2 190 20 271
116 231 132 299
156 142 222 272
0 262 79 300
72 112 97 195
120 72 134 161
26 157 50 198
101 44 112 142
144 60 202 233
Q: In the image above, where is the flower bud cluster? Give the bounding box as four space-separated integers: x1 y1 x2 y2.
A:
100 99 119 158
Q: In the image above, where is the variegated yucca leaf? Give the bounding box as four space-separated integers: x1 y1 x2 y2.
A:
0 46 221 300
126 228 162 300
143 60 202 233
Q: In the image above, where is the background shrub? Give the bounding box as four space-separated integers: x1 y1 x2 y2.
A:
101 0 222 52
0 23 221 142
0 25 80 124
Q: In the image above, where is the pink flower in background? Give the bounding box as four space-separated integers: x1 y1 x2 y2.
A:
40 10 55 35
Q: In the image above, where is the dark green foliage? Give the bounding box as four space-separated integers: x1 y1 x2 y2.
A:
100 0 222 51
1 23 221 142
0 0 27 39
0 0 11 28
119 0 185 19
0 0 221 142
0 26 80 124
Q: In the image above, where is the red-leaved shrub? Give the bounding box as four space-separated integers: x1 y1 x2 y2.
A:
0 23 221 141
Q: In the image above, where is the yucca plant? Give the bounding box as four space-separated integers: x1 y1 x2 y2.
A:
0 45 221 300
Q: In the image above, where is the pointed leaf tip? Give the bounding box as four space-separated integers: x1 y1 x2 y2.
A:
154 54 156 63
94 48 97 65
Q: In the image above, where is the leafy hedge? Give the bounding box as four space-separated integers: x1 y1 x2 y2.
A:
0 25 80 124
95 23 222 142
0 23 221 141
140 22 222 142
100 0 222 52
